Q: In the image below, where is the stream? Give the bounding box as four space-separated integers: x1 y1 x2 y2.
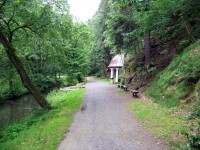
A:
0 94 39 129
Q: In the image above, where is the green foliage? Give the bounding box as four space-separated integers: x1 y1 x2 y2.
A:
182 108 200 149
33 74 60 91
104 0 136 53
0 0 92 101
0 76 27 101
89 0 112 76
0 89 86 150
182 80 200 149
64 23 92 83
135 0 200 39
147 41 200 107
147 41 200 148
89 0 200 78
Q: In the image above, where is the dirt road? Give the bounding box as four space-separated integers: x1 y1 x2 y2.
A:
58 78 167 150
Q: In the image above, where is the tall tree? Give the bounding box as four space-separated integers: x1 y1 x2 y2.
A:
89 0 112 76
145 32 151 69
0 30 50 108
0 0 51 108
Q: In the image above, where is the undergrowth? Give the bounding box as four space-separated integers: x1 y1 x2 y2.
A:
182 99 200 149
147 41 200 108
0 89 85 150
0 79 27 101
146 41 200 149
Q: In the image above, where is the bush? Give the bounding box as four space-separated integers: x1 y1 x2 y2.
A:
182 110 200 149
66 77 78 86
0 78 27 101
33 74 60 92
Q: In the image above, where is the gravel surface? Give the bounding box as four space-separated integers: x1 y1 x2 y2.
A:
58 78 167 150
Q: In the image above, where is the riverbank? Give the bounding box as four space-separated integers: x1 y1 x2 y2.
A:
0 89 85 150
0 93 39 129
0 75 69 104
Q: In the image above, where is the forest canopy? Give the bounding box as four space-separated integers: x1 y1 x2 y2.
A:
89 0 200 76
0 0 92 106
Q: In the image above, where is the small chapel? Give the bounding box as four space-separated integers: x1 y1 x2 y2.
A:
108 54 124 83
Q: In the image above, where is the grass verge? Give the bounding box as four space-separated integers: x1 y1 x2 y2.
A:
0 89 85 150
128 98 188 149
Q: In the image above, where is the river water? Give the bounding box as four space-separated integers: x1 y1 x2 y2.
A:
0 94 39 129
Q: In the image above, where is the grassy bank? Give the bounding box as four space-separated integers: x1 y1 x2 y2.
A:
129 98 187 149
147 41 200 108
0 89 85 150
0 75 73 102
129 41 200 149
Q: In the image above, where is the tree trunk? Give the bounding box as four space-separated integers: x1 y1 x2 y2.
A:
0 29 50 109
145 32 151 70
77 74 83 83
105 48 112 63
8 63 14 94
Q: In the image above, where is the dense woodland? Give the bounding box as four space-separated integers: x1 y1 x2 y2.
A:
0 0 92 107
0 0 200 149
89 0 199 77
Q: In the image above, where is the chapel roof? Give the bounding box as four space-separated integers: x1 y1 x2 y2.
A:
108 54 124 68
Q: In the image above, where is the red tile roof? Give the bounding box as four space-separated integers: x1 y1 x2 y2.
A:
108 54 124 68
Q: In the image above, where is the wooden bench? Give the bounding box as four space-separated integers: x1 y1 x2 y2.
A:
118 84 128 91
117 84 123 88
130 90 139 97
123 85 128 91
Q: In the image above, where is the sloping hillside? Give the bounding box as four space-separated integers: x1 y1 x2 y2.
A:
144 41 200 148
129 41 200 149
147 41 200 108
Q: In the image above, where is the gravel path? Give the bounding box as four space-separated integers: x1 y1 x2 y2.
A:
58 77 167 150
